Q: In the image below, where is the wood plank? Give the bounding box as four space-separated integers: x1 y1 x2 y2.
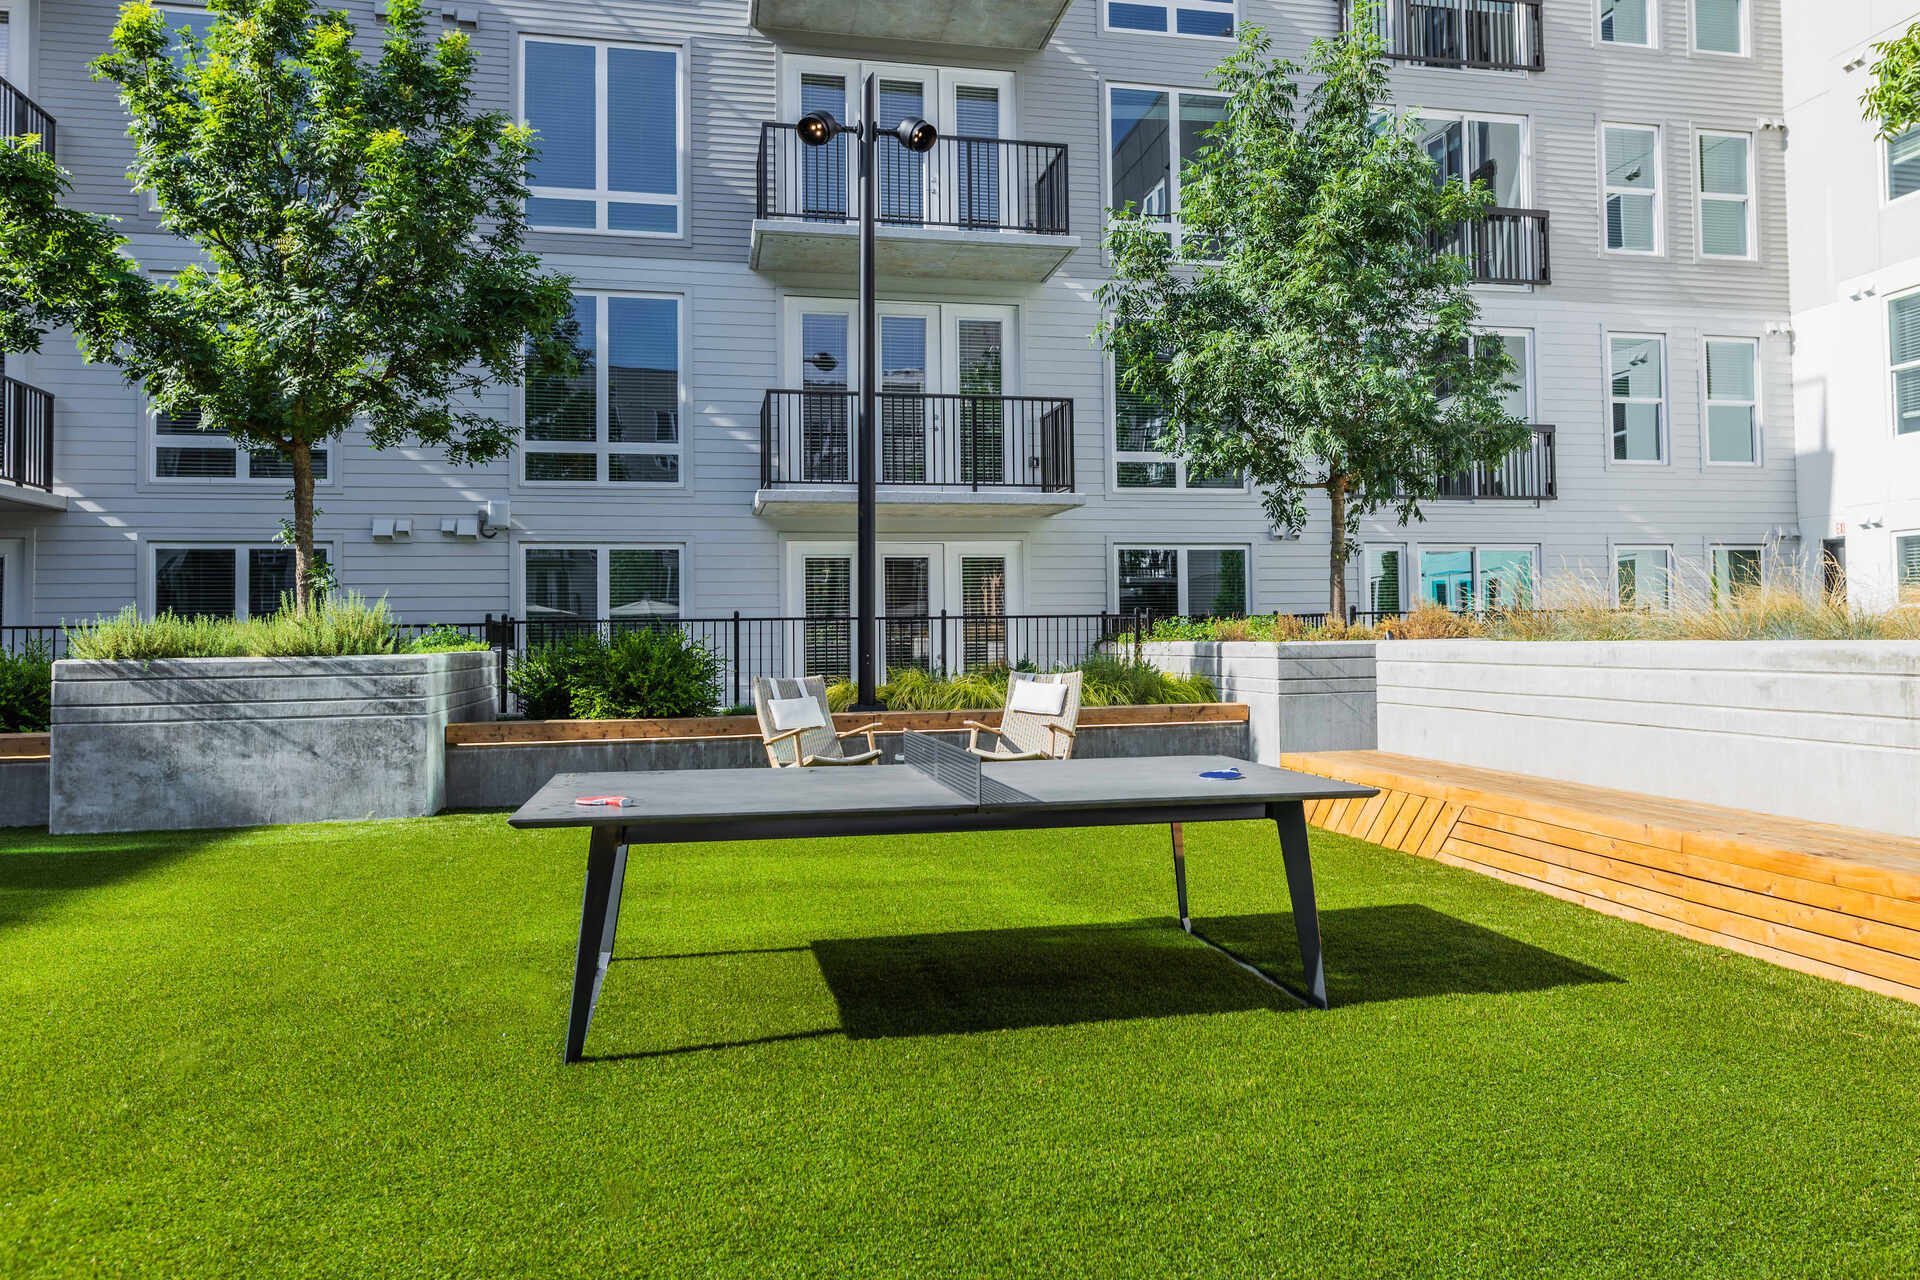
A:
1382 792 1426 850
1399 796 1444 856
1416 801 1463 859
0 733 50 760
1363 791 1409 845
1345 790 1390 843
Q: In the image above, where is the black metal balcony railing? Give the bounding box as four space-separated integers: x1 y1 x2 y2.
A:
1341 0 1545 72
1432 426 1556 500
761 390 1074 492
756 123 1071 235
0 75 56 160
1 377 54 493
1432 208 1551 285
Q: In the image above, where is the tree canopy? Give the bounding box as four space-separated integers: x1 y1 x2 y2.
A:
1096 15 1529 616
1864 20 1920 137
0 0 575 610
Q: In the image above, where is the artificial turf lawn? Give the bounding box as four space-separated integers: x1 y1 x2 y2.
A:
3 813 1919 1279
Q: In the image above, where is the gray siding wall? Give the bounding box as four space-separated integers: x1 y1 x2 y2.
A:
0 0 1796 626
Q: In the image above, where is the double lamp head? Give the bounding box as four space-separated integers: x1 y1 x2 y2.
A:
797 108 938 153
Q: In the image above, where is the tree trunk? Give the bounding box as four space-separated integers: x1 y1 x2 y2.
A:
289 439 316 616
1327 473 1349 622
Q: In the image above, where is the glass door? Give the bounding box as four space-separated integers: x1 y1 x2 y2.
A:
802 556 852 680
876 74 934 226
878 311 936 483
798 73 849 221
795 308 852 482
942 308 1016 486
945 81 1007 229
881 555 934 675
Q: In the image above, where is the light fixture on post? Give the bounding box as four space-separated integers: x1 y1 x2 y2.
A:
793 78 938 712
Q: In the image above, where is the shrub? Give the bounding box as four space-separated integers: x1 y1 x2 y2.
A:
65 607 247 659
0 643 52 733
824 660 1215 711
506 634 601 720
66 594 401 659
405 625 490 654
566 627 722 721
1376 605 1482 640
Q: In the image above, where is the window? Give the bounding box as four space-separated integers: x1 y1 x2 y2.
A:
1889 128 1920 202
1116 546 1248 616
522 547 681 621
1105 0 1235 38
153 544 328 619
1898 534 1920 602
1599 0 1653 45
1890 292 1920 436
1704 338 1759 463
1418 546 1534 611
1363 546 1405 614
524 292 681 484
153 405 330 483
159 5 217 48
1112 363 1241 489
1483 330 1533 420
1614 546 1671 609
1609 333 1666 462
1107 85 1226 248
1693 0 1745 54
1698 132 1753 259
1415 113 1530 208
1710 545 1763 604
1603 125 1660 253
521 38 682 236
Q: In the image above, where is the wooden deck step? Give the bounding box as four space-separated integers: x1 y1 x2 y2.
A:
1281 749 1920 1007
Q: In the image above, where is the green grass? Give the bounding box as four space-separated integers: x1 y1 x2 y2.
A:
3 813 1919 1278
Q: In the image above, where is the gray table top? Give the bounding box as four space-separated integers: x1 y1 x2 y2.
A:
507 755 1377 831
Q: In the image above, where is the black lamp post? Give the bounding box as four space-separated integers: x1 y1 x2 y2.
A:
795 75 937 712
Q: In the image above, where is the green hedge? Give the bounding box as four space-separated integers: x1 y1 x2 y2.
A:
0 644 52 734
507 628 721 720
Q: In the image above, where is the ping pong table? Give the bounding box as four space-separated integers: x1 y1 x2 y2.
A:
508 736 1377 1063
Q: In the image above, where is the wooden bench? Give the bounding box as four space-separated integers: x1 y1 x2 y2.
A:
1281 749 1920 1006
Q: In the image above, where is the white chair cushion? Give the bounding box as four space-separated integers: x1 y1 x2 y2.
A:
768 695 827 732
1007 680 1068 716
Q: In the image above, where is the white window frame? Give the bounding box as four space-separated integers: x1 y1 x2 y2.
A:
1413 545 1538 612
1359 542 1409 615
1885 127 1920 207
1886 288 1920 439
1896 531 1920 601
1606 330 1669 465
1708 542 1765 604
147 400 334 488
1110 543 1253 616
1597 0 1657 48
1104 81 1228 251
1696 129 1756 261
0 1 32 91
1601 122 1663 256
1701 335 1762 466
1406 109 1535 208
1106 355 1248 494
518 289 687 489
1611 543 1673 609
145 539 338 620
517 35 687 239
1099 0 1238 42
777 57 1017 137
516 544 686 619
1690 0 1748 57
1482 327 1536 421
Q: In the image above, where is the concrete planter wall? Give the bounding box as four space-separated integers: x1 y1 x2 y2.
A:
1139 642 1378 757
50 651 496 834
0 734 50 828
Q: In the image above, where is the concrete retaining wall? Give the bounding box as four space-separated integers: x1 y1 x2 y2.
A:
0 759 48 828
1140 642 1377 761
1375 640 1920 838
446 719 1250 811
50 651 496 834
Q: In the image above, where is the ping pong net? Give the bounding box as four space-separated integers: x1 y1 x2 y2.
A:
902 730 1037 807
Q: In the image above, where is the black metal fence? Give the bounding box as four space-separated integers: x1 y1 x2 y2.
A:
2 377 55 493
1433 426 1556 500
1432 208 1551 285
756 122 1071 235
0 75 56 160
761 390 1074 491
1342 0 1545 72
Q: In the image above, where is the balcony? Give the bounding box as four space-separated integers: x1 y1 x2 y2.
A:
1429 427 1557 501
1340 0 1545 73
1432 208 1551 285
750 0 1073 52
0 376 60 510
0 76 56 160
756 389 1081 518
752 124 1079 283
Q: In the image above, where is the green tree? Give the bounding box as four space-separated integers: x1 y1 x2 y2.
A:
1863 21 1920 136
1096 15 1528 617
0 0 575 612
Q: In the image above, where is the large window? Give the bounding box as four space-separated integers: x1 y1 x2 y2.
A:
1107 85 1225 247
1112 364 1241 490
1698 132 1753 259
1710 545 1763 604
1704 337 1759 464
1363 546 1404 614
1603 125 1660 253
521 38 682 236
1415 112 1529 208
153 544 328 619
1600 0 1653 46
1693 0 1746 54
153 405 330 483
1116 546 1247 616
1609 333 1667 462
1418 546 1534 612
1898 534 1920 602
523 547 681 621
1890 292 1920 436
1104 0 1234 38
1889 128 1920 202
1614 546 1671 609
524 292 681 484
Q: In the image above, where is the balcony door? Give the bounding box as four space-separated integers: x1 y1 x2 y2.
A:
942 306 1020 485
789 542 1020 681
0 538 23 628
1416 112 1528 207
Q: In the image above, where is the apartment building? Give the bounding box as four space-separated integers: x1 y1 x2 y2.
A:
1783 1 1920 609
0 0 1800 662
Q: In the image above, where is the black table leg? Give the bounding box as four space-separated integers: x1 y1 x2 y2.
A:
1271 800 1328 1009
1170 822 1190 931
565 826 629 1064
